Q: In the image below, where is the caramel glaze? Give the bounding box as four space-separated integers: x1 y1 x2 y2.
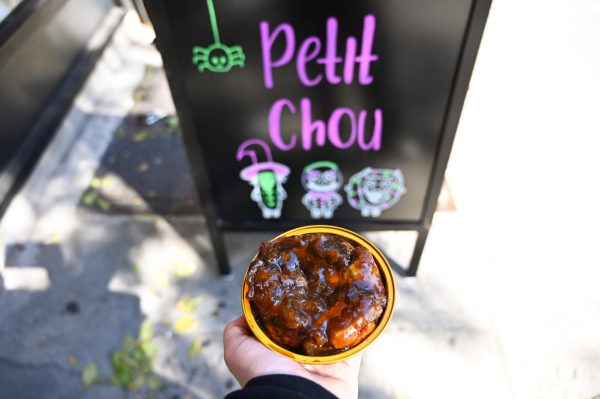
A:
246 233 387 356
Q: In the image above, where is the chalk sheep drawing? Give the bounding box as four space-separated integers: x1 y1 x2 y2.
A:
301 161 343 219
237 139 289 219
345 167 406 217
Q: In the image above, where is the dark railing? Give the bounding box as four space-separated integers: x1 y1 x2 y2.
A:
0 0 122 215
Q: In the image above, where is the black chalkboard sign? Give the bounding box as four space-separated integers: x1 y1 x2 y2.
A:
144 0 491 275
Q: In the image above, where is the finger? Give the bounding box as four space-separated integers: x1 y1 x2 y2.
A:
224 316 251 366
223 315 255 354
304 351 362 379
224 315 250 339
345 352 363 371
229 315 251 331
343 352 363 377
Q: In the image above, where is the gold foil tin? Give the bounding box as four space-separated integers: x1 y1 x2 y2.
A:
241 225 396 364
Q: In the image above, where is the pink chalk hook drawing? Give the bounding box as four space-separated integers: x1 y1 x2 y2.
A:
236 138 273 165
236 139 290 219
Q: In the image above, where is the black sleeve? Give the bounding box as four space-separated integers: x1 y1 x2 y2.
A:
224 374 339 399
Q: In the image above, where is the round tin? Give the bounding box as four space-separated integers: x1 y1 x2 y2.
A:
241 225 396 364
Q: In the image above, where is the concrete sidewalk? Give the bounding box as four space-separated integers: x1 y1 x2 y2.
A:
1 2 600 399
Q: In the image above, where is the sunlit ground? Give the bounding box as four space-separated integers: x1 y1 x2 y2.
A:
1 1 600 398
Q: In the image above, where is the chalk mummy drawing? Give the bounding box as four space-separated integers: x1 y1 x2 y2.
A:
192 0 245 73
236 139 290 219
301 161 343 219
345 167 406 217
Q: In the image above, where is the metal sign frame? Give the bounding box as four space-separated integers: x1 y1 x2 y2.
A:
145 0 492 276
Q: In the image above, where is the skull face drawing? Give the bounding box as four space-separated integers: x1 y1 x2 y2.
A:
192 43 245 73
301 161 343 219
237 139 289 219
345 167 406 217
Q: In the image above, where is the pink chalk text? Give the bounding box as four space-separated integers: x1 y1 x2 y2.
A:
241 14 384 154
260 15 378 89
269 98 382 151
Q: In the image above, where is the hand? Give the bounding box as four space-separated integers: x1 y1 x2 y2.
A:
223 315 362 399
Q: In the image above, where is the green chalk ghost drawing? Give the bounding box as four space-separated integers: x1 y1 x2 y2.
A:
192 0 245 73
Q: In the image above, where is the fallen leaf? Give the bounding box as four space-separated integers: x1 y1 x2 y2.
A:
81 362 99 388
137 162 149 173
133 130 150 142
167 116 179 133
82 190 98 206
96 198 112 212
141 70 154 86
147 376 163 390
90 177 102 189
90 176 111 189
67 355 78 367
170 260 197 278
175 296 201 313
140 340 157 360
127 377 143 391
110 333 155 391
146 190 157 199
173 316 198 335
156 272 170 289
133 89 147 102
139 320 153 342
393 387 408 399
116 128 126 138
187 338 203 359
48 232 61 245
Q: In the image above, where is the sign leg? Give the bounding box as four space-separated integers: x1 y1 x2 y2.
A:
407 226 429 276
381 252 408 277
206 223 231 275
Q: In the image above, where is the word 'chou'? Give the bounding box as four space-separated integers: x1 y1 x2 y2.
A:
269 98 382 151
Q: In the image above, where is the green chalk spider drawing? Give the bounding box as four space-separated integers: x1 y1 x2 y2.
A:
192 0 245 73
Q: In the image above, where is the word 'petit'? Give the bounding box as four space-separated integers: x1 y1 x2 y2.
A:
260 15 378 89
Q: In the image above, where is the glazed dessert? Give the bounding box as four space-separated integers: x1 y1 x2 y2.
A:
245 233 387 356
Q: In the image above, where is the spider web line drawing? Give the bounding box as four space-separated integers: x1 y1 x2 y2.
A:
206 0 221 44
192 0 246 73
